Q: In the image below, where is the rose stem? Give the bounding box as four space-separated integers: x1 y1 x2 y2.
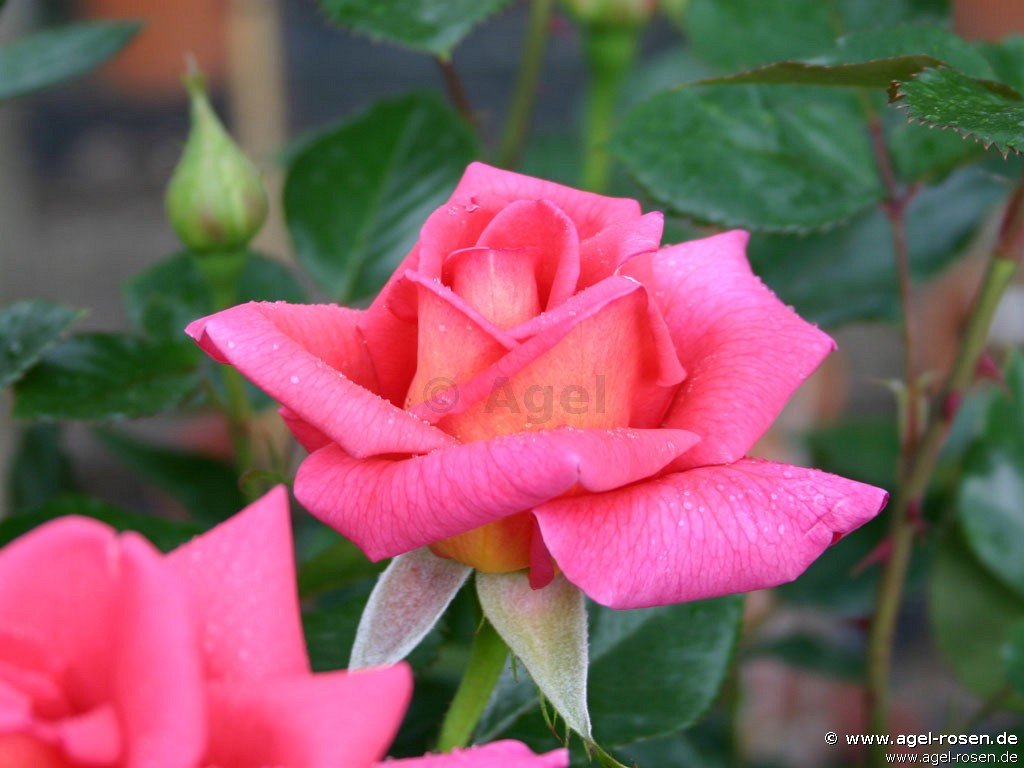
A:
436 619 509 752
580 24 639 193
497 0 555 169
436 56 478 132
864 175 1024 767
194 250 254 474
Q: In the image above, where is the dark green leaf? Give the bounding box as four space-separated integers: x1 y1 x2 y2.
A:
587 596 742 744
1006 621 1024 696
0 22 140 102
614 86 882 232
683 0 837 71
303 581 374 672
749 167 1007 325
0 300 82 387
13 333 201 420
284 93 477 301
317 0 513 56
95 429 245 523
124 251 306 342
893 66 1024 155
978 36 1024 94
695 56 945 89
0 494 202 551
930 526 1024 702
837 25 995 79
616 721 731 768
749 633 865 680
298 536 384 597
6 424 77 515
807 419 899 489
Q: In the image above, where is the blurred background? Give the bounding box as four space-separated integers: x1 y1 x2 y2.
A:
2 1 1024 765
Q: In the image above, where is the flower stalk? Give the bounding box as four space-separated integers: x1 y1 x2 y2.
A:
437 619 510 752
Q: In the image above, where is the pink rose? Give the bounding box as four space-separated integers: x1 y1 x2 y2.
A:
188 163 888 609
0 488 565 768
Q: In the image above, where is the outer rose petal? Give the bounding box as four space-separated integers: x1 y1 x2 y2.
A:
168 486 309 681
204 666 411 768
624 231 835 469
578 211 664 289
0 518 118 707
187 302 455 457
115 535 206 768
295 426 699 561
381 741 569 767
535 459 888 609
452 162 642 239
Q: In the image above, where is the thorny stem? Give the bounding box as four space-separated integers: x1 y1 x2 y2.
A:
436 56 478 132
497 0 555 168
865 178 1024 768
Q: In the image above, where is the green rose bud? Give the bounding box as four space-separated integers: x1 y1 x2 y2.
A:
166 68 268 253
562 0 657 27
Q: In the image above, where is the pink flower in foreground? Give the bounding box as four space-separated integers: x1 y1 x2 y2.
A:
0 488 565 768
188 163 888 609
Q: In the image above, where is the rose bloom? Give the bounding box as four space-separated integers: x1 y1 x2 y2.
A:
0 487 565 768
189 164 887 609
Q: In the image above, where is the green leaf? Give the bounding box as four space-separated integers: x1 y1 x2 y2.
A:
614 86 882 232
587 596 742 745
978 36 1024 94
6 424 77 514
683 0 837 71
695 55 946 89
930 526 1024 702
749 166 1008 326
749 633 865 680
837 25 995 79
124 251 307 342
95 429 246 523
0 494 202 551
807 419 900 489
284 93 478 301
892 66 1024 155
317 0 513 56
0 300 82 387
1006 620 1024 696
0 21 140 102
12 333 201 421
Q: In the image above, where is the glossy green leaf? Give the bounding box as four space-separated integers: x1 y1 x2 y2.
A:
12 333 201 420
124 251 306 342
95 429 245 523
695 55 945 89
0 300 82 387
893 67 1024 155
749 167 1008 326
683 0 837 71
0 494 202 551
587 596 742 745
614 85 882 232
317 0 512 56
978 36 1024 94
284 93 477 301
0 22 140 102
6 424 77 515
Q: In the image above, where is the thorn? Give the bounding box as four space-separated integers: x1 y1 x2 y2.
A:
852 538 892 575
942 390 963 422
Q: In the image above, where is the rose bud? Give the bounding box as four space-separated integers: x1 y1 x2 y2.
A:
165 67 268 253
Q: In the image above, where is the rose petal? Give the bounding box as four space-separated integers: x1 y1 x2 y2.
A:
411 277 684 438
380 741 569 767
115 534 206 768
295 426 699 561
535 458 888 608
445 247 542 329
476 200 580 308
623 231 835 468
204 666 411 768
580 211 664 289
452 162 642 239
187 302 455 457
168 486 309 681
